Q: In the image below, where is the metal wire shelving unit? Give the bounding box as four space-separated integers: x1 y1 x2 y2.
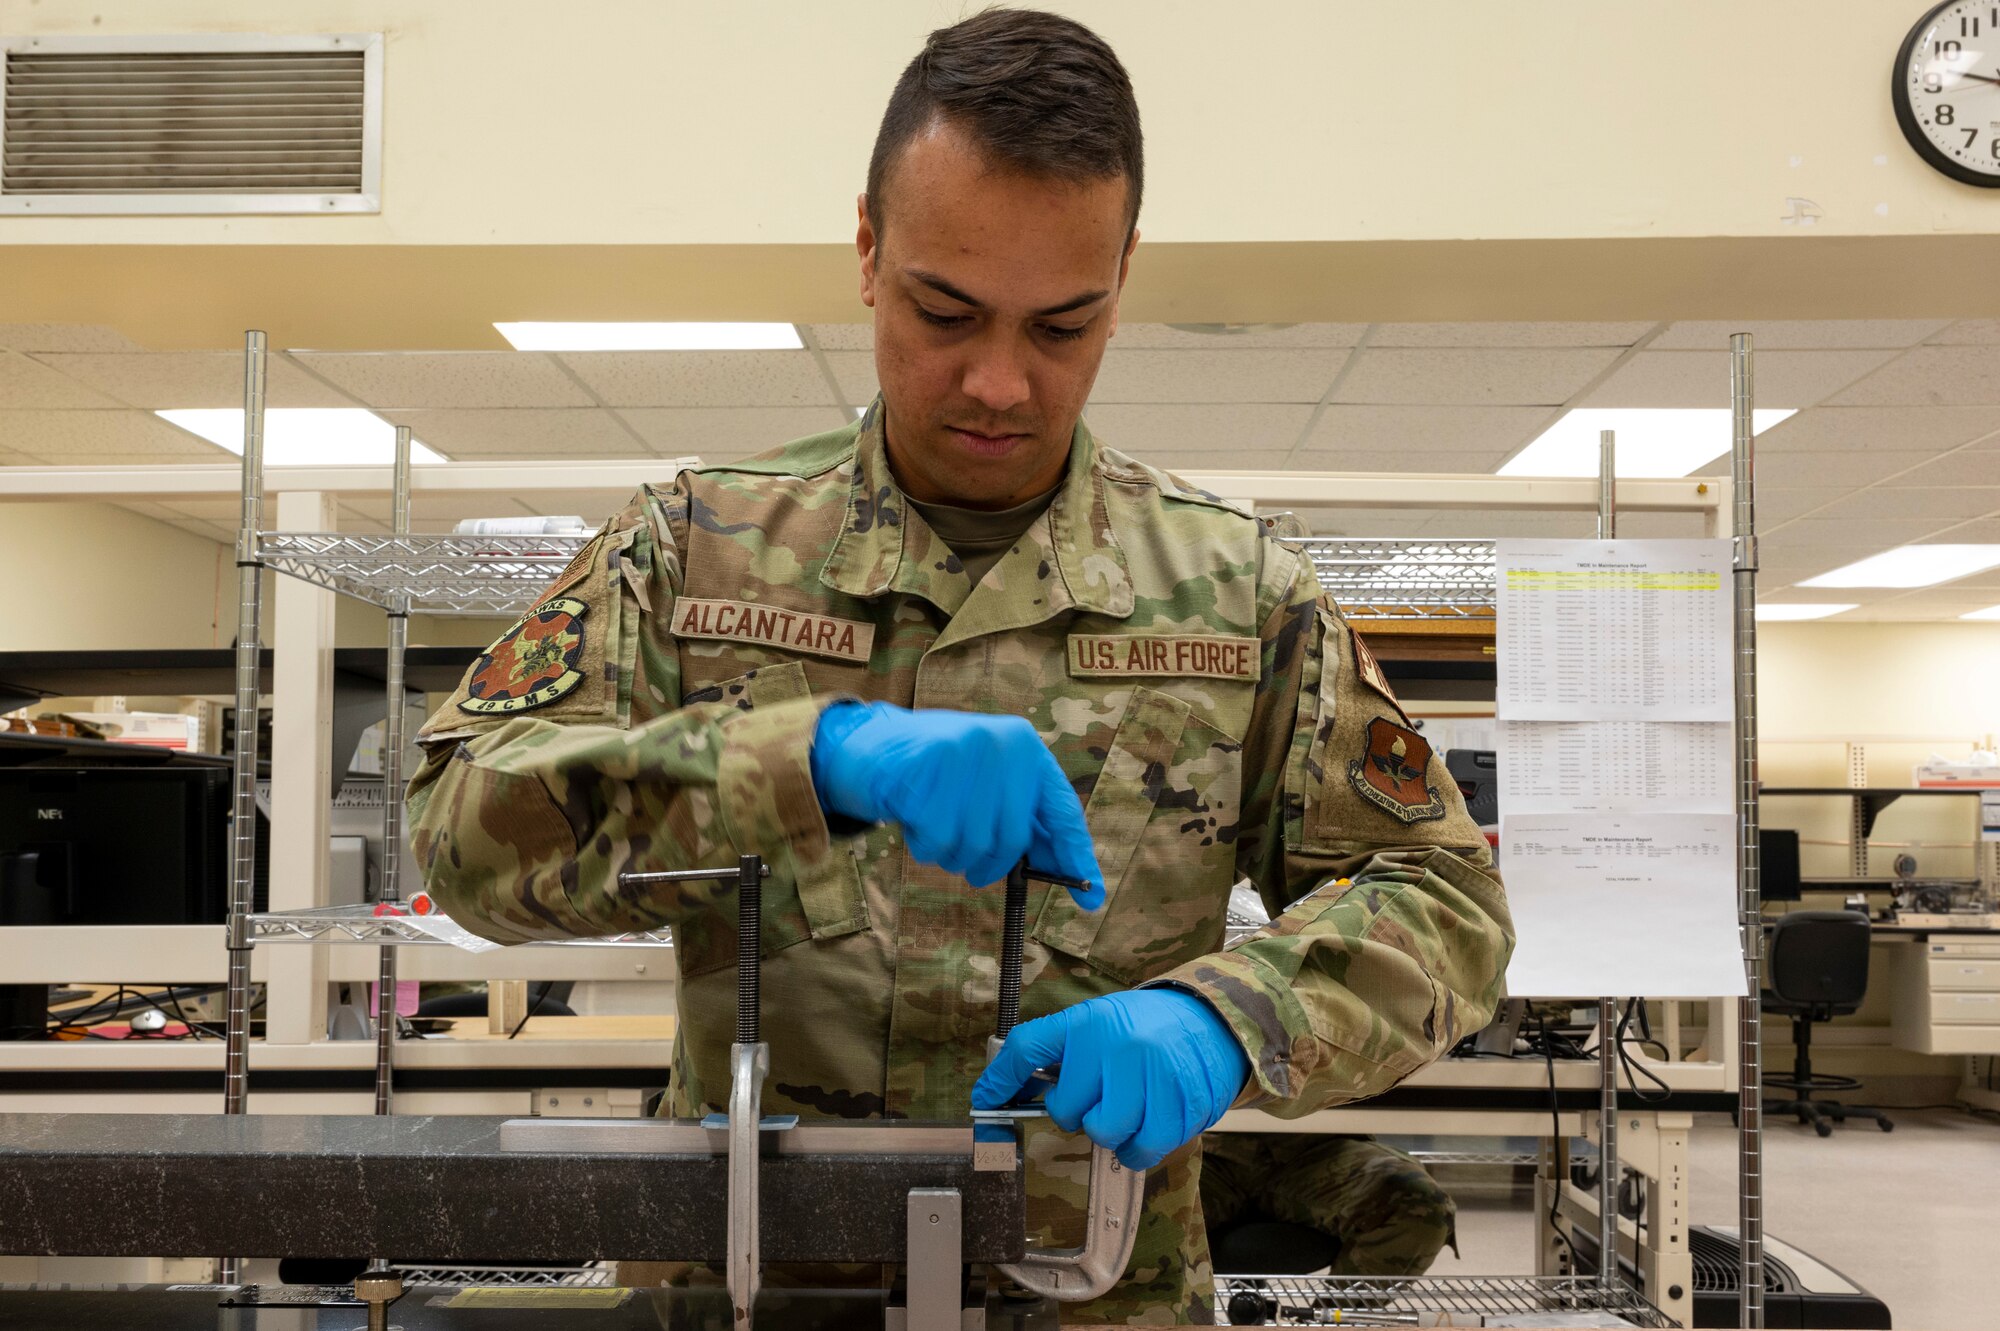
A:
256 531 590 617
1295 538 1497 621
1212 1274 1674 1327
215 329 1769 1326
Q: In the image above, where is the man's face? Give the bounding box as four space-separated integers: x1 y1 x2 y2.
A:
858 119 1137 510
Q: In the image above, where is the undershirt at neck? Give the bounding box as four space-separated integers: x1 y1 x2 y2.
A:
905 486 1059 587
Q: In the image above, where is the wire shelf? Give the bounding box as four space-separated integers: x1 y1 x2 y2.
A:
392 1264 615 1289
1297 538 1497 621
1212 1273 1672 1327
247 904 671 949
256 531 591 616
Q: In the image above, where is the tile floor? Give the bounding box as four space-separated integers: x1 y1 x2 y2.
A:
1422 1109 2000 1329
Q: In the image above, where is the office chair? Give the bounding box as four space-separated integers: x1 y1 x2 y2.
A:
1762 910 1893 1137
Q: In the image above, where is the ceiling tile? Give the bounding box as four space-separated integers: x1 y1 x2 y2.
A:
824 351 879 403
0 352 123 408
558 351 832 407
1755 404 2000 453
1122 448 1297 472
1651 320 1952 350
1809 488 2000 522
34 352 350 409
1880 453 2000 488
0 410 225 458
291 352 594 409
1332 348 1619 406
0 324 144 353
1825 346 2000 406
1581 349 1898 408
1924 517 2000 543
1083 403 1311 452
1091 349 1345 403
1107 323 1367 350
1929 320 2000 344
804 324 871 351
1753 451 1928 488
1299 404 1550 455
43 452 225 467
375 408 650 459
620 406 853 456
1754 487 1850 523
1778 516 1958 547
1298 448 1514 473
1368 322 1654 348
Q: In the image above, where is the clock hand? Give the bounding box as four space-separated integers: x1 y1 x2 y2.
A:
1944 69 2000 87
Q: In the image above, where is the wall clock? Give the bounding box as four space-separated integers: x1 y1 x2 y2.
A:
1894 1 2000 186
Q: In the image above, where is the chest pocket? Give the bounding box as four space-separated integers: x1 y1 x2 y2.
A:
1030 685 1240 986
669 658 869 978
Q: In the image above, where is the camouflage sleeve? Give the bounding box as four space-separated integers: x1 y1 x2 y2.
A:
403 486 847 945
1148 542 1514 1113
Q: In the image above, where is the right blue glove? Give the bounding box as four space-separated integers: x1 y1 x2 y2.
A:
810 701 1104 907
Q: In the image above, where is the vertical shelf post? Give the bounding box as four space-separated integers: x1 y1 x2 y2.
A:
1732 334 1766 1327
1594 429 1620 1292
1592 433 1624 1287
221 330 267 1286
373 426 413 1116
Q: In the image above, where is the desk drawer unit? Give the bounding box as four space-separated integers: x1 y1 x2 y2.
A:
1929 957 2000 990
1890 938 2000 1054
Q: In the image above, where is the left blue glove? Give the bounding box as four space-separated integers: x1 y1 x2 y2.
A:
971 989 1251 1171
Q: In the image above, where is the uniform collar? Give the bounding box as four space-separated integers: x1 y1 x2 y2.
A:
821 399 1134 624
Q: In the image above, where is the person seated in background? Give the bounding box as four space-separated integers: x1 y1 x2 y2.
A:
1201 1133 1458 1277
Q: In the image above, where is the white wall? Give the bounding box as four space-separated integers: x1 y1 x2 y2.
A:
0 504 231 650
3 0 1987 248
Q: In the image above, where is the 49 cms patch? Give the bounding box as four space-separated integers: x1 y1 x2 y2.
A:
458 596 590 716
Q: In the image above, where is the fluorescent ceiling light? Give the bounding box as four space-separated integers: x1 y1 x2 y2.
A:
494 322 803 351
1961 605 2000 622
1800 545 2000 589
1499 408 1796 478
158 409 446 466
1755 603 1857 621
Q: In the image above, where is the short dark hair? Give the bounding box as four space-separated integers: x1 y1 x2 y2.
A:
867 7 1143 241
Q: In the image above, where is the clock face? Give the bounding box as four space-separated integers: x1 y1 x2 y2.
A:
1895 0 2000 186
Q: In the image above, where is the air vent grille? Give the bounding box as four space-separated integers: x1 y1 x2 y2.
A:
3 48 365 195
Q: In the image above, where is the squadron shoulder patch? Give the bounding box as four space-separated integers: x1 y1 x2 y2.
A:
1349 717 1446 823
458 596 590 716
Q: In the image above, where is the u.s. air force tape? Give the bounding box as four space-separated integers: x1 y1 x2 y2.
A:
1066 633 1259 681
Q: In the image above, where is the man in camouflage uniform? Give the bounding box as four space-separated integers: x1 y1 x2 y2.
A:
406 9 1510 1324
1201 1134 1457 1278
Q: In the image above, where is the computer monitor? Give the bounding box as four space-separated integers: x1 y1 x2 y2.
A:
0 766 266 925
1759 828 1803 903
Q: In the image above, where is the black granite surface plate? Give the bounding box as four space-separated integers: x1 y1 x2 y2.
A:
0 1114 1023 1265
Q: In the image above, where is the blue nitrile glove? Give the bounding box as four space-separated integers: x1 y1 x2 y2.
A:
971 989 1252 1171
810 701 1104 907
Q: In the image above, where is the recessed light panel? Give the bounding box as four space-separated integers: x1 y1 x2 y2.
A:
1961 605 2000 622
1800 546 2000 589
158 409 446 466
1754 603 1857 621
1499 408 1796 478
494 322 803 351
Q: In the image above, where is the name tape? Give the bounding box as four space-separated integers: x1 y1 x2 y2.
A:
672 597 874 664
